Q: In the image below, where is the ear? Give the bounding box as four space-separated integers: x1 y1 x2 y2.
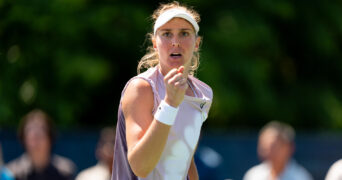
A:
194 36 201 51
152 37 157 49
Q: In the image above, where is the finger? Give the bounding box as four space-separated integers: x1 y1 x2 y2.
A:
164 68 178 82
174 77 187 87
168 73 184 85
176 80 188 90
177 66 184 74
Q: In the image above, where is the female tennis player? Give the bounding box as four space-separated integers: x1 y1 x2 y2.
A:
112 2 213 180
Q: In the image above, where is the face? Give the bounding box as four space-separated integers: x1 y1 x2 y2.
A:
153 17 200 75
258 129 277 160
97 135 115 163
258 129 293 165
24 118 51 154
269 138 293 166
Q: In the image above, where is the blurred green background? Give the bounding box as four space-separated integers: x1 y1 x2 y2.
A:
1 0 342 131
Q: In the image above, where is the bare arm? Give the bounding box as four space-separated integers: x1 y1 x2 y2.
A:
188 157 199 180
123 67 187 177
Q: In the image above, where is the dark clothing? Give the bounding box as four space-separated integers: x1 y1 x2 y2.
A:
6 154 76 180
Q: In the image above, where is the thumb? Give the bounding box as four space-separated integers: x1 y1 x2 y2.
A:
177 66 184 74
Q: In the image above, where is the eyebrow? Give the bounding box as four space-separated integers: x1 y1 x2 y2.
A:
159 28 193 32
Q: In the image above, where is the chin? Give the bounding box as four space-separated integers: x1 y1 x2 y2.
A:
167 63 182 69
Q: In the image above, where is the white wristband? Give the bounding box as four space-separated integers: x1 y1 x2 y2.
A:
154 100 179 126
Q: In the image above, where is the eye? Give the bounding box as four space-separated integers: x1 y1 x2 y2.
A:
181 31 190 37
162 32 172 37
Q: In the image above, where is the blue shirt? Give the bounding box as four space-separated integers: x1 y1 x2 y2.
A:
1 167 14 180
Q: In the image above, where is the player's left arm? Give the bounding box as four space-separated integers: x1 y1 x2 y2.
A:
188 156 199 180
188 142 199 180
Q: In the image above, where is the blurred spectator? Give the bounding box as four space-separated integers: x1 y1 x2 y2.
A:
325 159 342 180
75 127 115 180
0 142 14 180
243 121 313 180
6 109 76 180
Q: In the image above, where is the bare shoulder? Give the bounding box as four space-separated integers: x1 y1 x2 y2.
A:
52 154 76 176
122 78 155 140
122 78 153 104
122 78 154 122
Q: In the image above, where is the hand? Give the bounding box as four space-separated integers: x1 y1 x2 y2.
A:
163 66 188 107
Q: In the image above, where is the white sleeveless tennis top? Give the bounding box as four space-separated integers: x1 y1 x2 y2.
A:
122 66 213 180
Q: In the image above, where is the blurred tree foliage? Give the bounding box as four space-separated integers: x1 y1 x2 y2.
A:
1 0 342 130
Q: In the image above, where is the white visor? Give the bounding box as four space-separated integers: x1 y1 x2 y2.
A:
154 8 199 35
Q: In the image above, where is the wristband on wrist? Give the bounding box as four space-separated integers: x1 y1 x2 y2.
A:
154 100 179 126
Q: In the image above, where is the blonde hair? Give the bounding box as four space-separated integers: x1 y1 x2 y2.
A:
137 1 201 75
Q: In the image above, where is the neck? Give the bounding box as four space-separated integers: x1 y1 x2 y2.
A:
269 160 288 179
29 150 50 170
98 159 113 174
158 64 190 78
106 160 113 174
183 66 190 78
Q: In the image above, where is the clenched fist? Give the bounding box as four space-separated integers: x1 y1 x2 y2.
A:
163 66 188 107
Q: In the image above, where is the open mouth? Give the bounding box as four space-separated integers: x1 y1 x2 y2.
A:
170 53 182 57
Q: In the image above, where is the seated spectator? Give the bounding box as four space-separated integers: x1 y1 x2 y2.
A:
6 109 76 180
243 121 313 180
325 159 342 180
76 127 115 180
0 142 14 180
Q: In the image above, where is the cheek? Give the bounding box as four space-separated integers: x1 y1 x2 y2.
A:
156 41 170 56
158 42 169 50
183 39 196 51
157 37 170 48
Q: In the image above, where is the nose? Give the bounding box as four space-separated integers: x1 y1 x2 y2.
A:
171 37 180 47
